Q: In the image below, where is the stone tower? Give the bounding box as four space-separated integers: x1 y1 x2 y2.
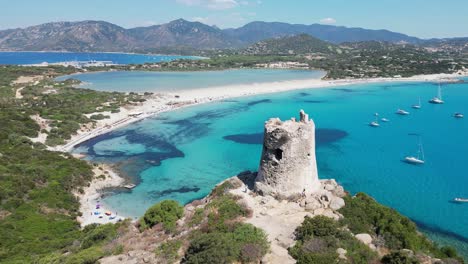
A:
255 110 321 197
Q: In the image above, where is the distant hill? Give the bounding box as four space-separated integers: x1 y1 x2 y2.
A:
0 19 241 52
128 19 241 50
0 19 466 52
242 34 340 55
224 21 423 44
0 21 137 52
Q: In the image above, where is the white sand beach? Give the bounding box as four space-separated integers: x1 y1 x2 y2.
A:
75 163 127 227
62 71 467 226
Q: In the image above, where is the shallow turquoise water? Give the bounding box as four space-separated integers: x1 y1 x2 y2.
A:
57 69 326 92
75 79 468 257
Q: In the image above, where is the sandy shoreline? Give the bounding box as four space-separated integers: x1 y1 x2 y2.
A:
65 71 466 226
75 162 127 226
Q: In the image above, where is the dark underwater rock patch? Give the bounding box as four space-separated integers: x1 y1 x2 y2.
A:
149 186 201 197
247 99 272 106
303 100 327 104
223 128 348 147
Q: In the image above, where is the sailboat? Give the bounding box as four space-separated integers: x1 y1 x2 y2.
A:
369 113 380 127
412 97 422 109
404 139 425 165
429 82 444 104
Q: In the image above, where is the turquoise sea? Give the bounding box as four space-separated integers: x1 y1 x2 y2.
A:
57 69 326 92
74 77 468 257
0 52 198 65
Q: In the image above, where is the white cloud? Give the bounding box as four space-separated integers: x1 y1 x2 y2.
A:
176 0 239 10
320 17 337 24
191 12 247 27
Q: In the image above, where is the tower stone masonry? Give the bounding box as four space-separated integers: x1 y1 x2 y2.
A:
255 110 321 197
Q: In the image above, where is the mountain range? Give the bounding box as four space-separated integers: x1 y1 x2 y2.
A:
0 19 464 52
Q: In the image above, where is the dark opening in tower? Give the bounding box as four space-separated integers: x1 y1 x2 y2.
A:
274 148 283 160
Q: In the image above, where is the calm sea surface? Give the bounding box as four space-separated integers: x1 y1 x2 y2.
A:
73 77 468 257
0 51 198 65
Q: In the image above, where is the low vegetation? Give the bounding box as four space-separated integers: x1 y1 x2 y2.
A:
289 215 378 263
339 193 464 263
0 65 141 263
183 188 268 263
140 200 184 232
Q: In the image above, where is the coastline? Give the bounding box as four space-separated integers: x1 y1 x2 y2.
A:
63 71 467 226
75 162 127 227
55 71 466 153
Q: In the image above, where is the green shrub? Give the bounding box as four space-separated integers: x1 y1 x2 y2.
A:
339 193 462 260
140 200 184 232
289 215 377 264
189 208 205 227
185 223 269 264
209 195 246 220
90 114 110 120
295 215 339 240
232 224 269 263
156 240 182 263
184 232 238 264
381 251 418 264
81 223 118 249
205 195 247 232
64 246 105 264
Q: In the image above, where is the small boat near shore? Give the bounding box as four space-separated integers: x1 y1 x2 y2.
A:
454 113 464 118
453 198 468 203
124 184 136 189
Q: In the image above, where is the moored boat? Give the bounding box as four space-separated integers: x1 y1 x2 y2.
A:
404 138 425 165
124 184 136 189
453 198 468 203
369 113 380 127
396 109 410 115
369 121 380 127
429 82 444 104
412 97 422 109
454 113 464 118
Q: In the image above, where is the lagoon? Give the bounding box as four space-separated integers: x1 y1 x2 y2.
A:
0 51 198 65
58 69 326 93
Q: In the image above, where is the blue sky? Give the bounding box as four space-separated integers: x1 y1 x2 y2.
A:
1 0 467 38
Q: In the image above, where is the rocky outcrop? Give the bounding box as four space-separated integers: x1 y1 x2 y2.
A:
255 110 321 197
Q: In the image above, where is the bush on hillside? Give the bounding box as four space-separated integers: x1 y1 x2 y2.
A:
184 223 269 264
140 200 184 232
289 215 377 264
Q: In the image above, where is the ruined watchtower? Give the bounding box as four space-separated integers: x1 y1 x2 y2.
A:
254 110 321 197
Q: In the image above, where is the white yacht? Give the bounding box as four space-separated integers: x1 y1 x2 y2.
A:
381 118 390 122
404 140 425 165
454 113 464 118
369 121 380 127
412 97 422 109
396 109 410 115
454 198 468 203
369 113 380 127
429 83 444 104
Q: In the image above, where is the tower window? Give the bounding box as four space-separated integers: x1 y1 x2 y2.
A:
274 149 283 160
